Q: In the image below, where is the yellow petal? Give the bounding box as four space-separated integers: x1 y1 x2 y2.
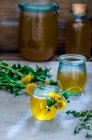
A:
49 92 61 100
26 83 36 95
21 74 32 83
56 100 66 110
49 92 56 97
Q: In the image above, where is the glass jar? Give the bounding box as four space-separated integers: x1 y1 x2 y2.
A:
57 54 87 95
65 3 91 58
18 1 58 61
30 85 59 120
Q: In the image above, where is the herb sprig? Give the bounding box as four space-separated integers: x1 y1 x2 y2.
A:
66 110 92 138
0 61 57 96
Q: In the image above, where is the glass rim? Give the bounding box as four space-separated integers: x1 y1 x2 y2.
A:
58 54 87 65
32 85 59 99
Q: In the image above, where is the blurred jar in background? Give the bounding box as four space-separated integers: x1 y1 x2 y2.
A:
18 0 58 61
65 3 91 58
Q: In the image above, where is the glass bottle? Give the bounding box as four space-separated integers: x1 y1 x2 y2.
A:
18 0 58 61
30 85 59 120
57 54 87 95
65 3 91 58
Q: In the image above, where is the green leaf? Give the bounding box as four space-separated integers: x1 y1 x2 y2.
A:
74 122 85 134
0 61 56 96
50 80 57 85
86 122 92 138
46 99 55 108
66 110 92 138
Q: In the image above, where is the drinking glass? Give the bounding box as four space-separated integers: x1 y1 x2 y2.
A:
30 85 59 120
57 54 87 95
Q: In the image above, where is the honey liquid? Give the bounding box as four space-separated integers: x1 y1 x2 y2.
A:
65 19 91 58
30 93 56 120
19 11 57 61
57 70 87 94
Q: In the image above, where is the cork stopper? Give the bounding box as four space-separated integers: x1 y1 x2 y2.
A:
72 3 87 15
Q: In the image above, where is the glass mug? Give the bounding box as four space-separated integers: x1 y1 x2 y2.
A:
57 54 87 94
30 85 59 120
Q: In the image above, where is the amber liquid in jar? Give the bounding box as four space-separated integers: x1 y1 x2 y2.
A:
57 70 87 93
57 54 87 94
65 4 91 58
18 3 58 61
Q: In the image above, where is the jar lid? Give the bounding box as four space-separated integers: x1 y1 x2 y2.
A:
72 3 87 15
18 2 59 12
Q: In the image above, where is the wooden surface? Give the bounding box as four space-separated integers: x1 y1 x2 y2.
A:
0 0 92 55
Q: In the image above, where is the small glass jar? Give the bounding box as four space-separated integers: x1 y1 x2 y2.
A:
30 85 59 120
65 3 91 58
57 54 87 94
18 1 58 61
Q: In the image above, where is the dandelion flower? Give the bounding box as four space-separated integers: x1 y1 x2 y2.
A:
55 100 66 110
26 83 36 95
49 92 61 100
21 74 32 83
48 92 66 110
40 101 56 117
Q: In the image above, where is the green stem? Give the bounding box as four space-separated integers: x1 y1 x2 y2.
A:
36 77 46 82
0 63 23 77
36 77 56 83
79 112 89 123
0 82 25 88
75 112 89 133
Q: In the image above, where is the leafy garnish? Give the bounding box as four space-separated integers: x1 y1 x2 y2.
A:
66 110 92 138
0 61 57 96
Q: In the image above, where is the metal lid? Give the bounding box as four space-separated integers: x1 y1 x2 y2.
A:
18 2 59 12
